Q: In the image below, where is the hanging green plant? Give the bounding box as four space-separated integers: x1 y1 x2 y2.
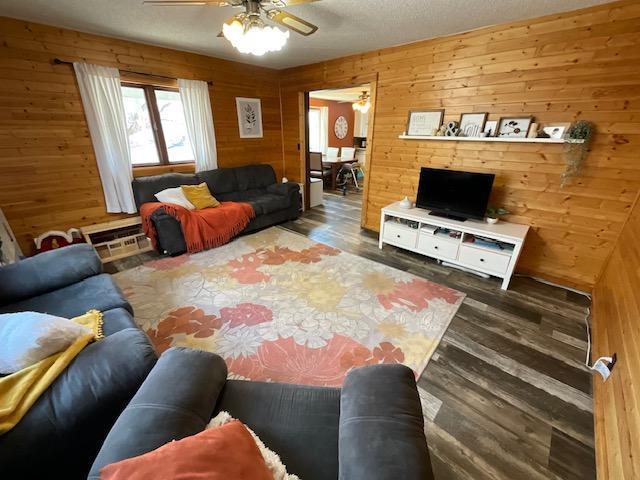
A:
561 120 594 187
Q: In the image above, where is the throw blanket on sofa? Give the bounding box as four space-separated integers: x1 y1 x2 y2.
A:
0 310 103 435
140 202 255 254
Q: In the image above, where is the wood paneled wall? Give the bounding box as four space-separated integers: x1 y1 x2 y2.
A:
279 0 640 291
0 16 283 254
592 189 640 480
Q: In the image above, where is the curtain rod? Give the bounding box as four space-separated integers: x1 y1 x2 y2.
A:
53 58 213 86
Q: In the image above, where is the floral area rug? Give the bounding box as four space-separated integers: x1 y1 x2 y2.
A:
114 227 465 387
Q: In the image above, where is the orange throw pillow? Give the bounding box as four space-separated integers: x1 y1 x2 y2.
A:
100 420 273 480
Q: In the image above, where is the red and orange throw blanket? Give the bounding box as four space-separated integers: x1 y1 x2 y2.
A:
140 202 255 254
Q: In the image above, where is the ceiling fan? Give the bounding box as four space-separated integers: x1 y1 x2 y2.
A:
143 0 320 56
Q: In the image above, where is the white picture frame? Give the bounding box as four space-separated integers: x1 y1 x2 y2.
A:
459 112 488 137
236 97 263 138
406 110 444 136
497 116 534 138
543 123 571 139
483 120 498 137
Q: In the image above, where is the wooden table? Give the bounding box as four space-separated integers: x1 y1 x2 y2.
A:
322 156 357 190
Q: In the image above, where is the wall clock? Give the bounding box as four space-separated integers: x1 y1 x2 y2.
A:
334 116 348 139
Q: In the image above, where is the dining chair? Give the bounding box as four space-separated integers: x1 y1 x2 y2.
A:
309 151 331 183
326 147 339 158
340 147 356 160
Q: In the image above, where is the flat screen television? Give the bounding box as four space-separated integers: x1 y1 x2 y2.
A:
415 167 495 221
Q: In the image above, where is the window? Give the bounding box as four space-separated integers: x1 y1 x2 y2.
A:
308 107 322 153
121 84 194 166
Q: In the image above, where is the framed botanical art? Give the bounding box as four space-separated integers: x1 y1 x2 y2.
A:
497 116 534 138
236 97 263 138
459 112 488 137
543 123 571 139
406 110 444 136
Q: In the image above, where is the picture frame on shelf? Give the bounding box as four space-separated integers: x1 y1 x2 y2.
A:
459 112 488 137
497 116 534 138
483 120 498 137
543 123 571 139
235 97 263 138
406 109 445 136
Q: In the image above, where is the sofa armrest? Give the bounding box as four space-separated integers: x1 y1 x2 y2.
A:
338 364 433 480
267 182 300 198
88 347 228 479
0 244 102 306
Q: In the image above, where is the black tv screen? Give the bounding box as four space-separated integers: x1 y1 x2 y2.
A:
416 168 495 221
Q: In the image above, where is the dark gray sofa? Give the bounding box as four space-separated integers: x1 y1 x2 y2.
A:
132 164 301 255
0 245 158 479
89 348 434 480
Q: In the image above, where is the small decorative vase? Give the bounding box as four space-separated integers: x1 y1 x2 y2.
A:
486 217 499 225
399 196 413 209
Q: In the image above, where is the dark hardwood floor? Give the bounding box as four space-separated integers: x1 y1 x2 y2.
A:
110 190 595 479
280 191 595 480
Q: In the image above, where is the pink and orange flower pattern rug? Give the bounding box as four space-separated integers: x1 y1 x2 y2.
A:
114 227 465 387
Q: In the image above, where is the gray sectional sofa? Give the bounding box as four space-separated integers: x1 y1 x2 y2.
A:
89 349 434 480
0 244 432 479
132 164 301 255
0 244 158 479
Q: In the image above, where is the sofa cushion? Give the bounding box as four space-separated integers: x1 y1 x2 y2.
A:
100 421 274 480
197 168 239 195
234 165 277 191
0 244 102 306
102 308 139 337
132 173 199 209
0 311 92 374
215 191 243 202
0 274 131 318
249 193 291 215
0 328 157 480
214 380 340 480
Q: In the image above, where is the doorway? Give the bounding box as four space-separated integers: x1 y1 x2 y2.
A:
304 85 371 212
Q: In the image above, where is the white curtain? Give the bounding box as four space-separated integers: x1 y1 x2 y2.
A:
178 79 218 172
73 62 136 213
319 106 329 154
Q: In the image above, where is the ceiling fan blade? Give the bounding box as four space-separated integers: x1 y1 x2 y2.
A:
269 10 318 36
143 1 232 6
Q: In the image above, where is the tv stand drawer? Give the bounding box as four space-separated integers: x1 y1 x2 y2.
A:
417 234 458 260
383 222 418 249
459 245 510 274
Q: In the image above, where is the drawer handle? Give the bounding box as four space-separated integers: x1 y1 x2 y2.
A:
480 258 485 262
397 234 401 238
434 246 439 250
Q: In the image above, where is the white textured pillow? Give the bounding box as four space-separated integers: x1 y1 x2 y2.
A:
0 312 91 374
207 411 300 480
154 187 196 210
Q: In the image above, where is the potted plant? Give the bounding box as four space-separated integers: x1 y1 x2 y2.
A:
486 206 510 224
561 120 594 187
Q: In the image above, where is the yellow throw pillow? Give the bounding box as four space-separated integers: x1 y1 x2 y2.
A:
180 183 220 210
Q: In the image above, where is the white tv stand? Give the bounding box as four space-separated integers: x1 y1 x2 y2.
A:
379 202 529 290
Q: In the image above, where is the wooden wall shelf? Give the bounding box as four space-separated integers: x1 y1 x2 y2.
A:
398 135 585 144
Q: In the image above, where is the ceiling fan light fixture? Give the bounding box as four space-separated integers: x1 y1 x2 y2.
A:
352 91 371 113
222 15 289 56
